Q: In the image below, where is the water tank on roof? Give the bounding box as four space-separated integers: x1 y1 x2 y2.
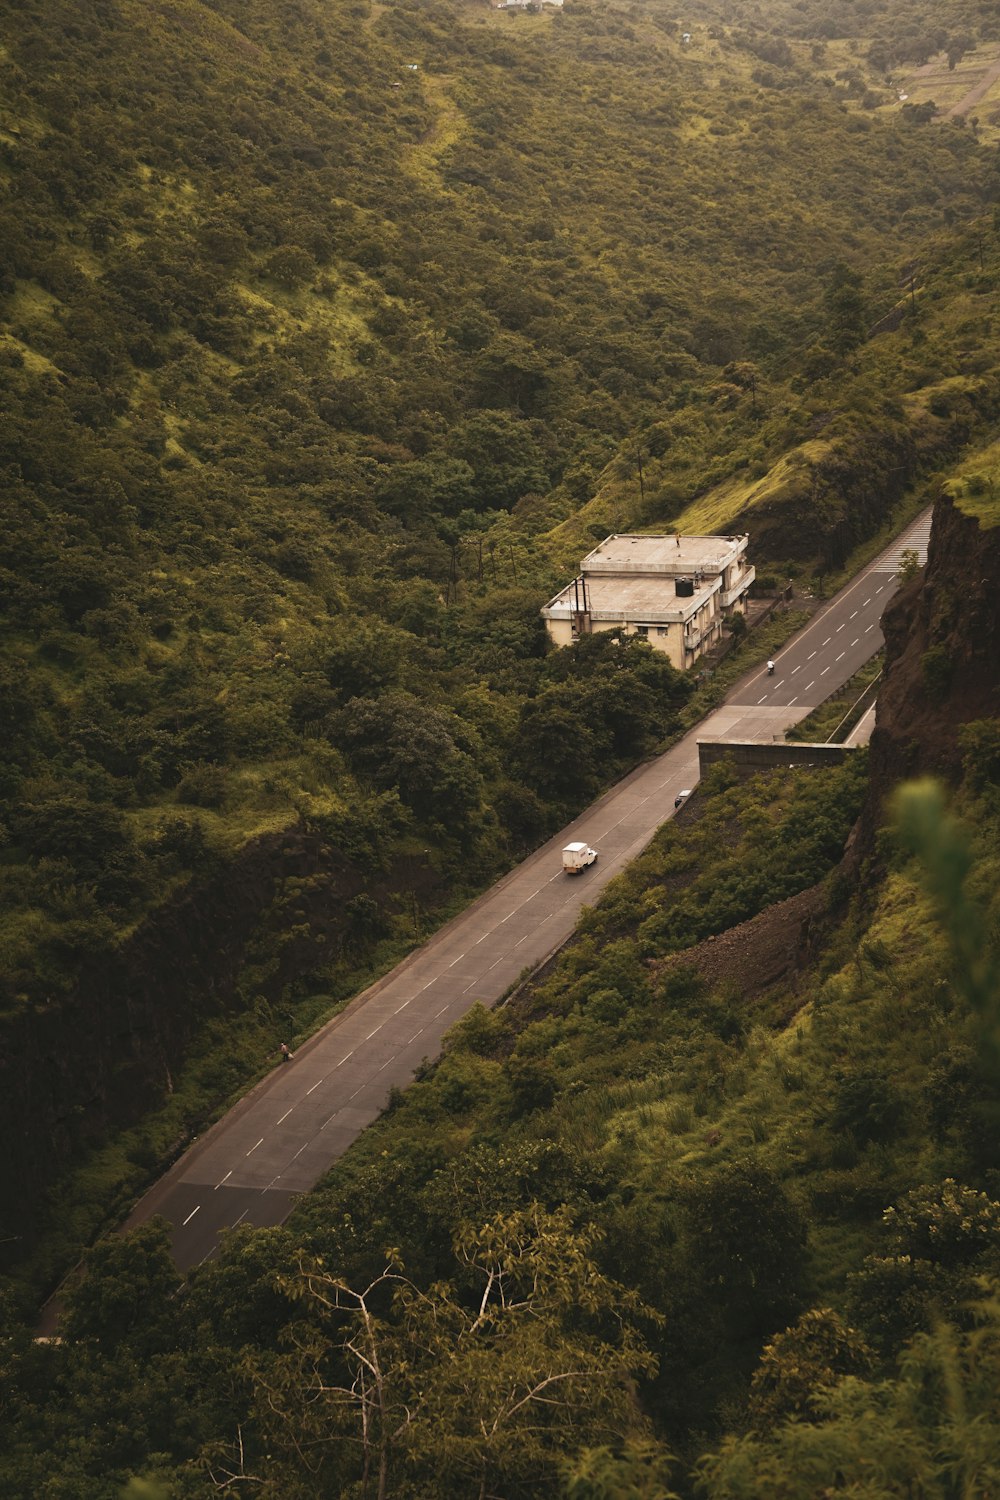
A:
675 577 694 597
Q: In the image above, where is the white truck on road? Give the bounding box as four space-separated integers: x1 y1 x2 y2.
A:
562 841 598 874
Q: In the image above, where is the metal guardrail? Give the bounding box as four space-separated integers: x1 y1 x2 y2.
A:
825 669 883 744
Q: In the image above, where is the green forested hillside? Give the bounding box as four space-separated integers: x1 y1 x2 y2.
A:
2 0 1000 1490
2 0 998 1014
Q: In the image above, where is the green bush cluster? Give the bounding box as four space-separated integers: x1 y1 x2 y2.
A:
2 0 1000 1489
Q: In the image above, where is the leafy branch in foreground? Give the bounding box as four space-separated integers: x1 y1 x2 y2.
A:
696 1282 1000 1500
893 778 1000 1074
233 1206 659 1499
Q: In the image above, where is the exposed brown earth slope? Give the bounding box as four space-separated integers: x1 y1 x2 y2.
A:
652 884 828 1011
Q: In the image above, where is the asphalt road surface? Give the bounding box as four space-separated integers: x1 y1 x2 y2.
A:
123 509 932 1271
730 512 932 712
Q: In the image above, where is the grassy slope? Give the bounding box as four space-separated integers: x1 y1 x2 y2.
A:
1 0 999 1315
0 0 991 1483
547 215 1000 573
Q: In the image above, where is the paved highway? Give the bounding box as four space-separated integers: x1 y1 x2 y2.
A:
730 511 932 712
124 510 932 1270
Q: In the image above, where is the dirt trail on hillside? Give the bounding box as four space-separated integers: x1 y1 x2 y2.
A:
945 56 1000 118
910 48 1000 120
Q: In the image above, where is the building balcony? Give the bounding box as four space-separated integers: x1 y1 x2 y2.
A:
720 567 755 609
686 618 724 653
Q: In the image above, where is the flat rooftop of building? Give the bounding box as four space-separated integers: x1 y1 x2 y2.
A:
582 533 747 574
543 573 718 619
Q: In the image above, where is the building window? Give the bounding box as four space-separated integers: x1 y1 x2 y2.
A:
635 625 649 637
656 626 668 637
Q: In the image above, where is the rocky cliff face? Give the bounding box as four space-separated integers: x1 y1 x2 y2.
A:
862 494 1000 843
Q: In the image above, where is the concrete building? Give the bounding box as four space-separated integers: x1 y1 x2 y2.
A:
541 533 754 671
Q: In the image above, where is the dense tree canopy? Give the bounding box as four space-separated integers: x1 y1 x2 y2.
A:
2 0 1000 1491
